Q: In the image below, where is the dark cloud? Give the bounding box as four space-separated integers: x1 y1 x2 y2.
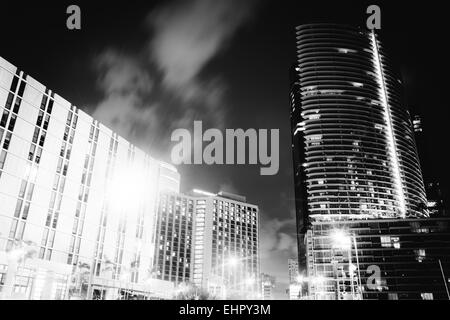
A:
148 0 257 91
91 0 260 159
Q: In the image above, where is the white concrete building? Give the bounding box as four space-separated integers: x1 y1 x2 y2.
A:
153 190 260 299
192 191 260 299
0 56 179 300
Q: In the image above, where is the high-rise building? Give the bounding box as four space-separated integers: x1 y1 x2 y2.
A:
260 273 275 300
412 114 428 175
287 258 299 284
192 190 260 299
287 259 302 300
0 56 179 300
411 115 447 217
291 24 427 223
0 56 261 301
290 24 449 300
154 192 194 287
288 284 302 300
413 115 423 134
290 65 309 268
425 182 447 216
153 189 260 299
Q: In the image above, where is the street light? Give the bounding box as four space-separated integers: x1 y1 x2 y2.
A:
331 230 351 250
207 255 258 299
227 256 239 268
330 229 363 300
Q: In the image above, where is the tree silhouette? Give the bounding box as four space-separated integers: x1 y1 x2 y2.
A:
174 283 218 300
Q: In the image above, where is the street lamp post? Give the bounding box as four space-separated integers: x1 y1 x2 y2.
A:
352 236 363 298
438 259 450 300
330 230 363 300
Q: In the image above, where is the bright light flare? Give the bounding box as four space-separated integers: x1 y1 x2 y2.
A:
193 189 217 197
8 248 26 262
311 275 325 284
331 229 352 250
227 256 239 267
245 277 256 286
108 165 149 213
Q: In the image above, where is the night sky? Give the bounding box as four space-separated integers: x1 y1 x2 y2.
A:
2 0 449 299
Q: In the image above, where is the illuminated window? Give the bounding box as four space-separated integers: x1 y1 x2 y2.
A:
380 236 391 248
309 135 322 141
415 249 426 262
421 293 433 300
337 48 357 54
308 114 320 120
388 293 398 300
392 237 400 249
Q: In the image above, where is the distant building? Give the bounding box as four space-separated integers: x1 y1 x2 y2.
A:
0 55 260 301
411 116 447 217
154 190 260 299
291 23 427 227
413 115 423 133
154 193 195 287
290 25 450 300
426 182 447 216
261 273 275 300
288 283 302 300
192 191 260 299
288 258 299 284
288 258 304 300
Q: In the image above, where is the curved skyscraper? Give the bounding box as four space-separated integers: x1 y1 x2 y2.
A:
289 24 450 301
291 24 427 226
